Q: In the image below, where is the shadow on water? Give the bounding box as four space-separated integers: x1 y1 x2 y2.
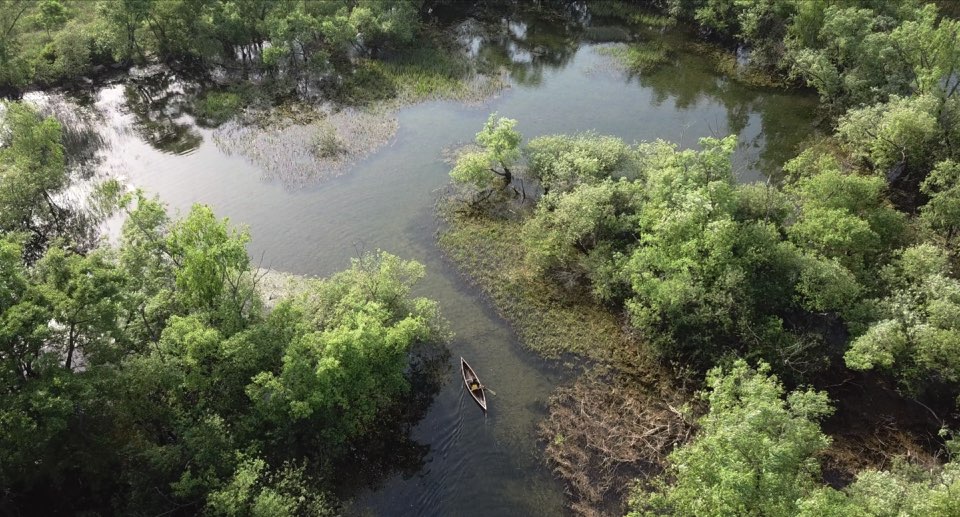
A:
333 341 451 497
23 2 822 514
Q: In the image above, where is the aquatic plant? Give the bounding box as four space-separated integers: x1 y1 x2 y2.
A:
310 123 346 159
194 91 244 127
596 42 670 75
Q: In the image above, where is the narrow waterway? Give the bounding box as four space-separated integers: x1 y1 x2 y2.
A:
27 12 819 516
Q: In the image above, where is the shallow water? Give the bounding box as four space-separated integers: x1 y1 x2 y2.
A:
26 10 819 516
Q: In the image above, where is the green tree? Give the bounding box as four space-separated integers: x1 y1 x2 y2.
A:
837 94 941 173
845 243 960 390
249 251 447 454
629 360 833 517
32 246 125 370
450 113 522 193
920 159 960 246
34 0 67 36
525 132 632 194
206 454 334 517
522 178 642 300
0 101 70 259
0 1 32 89
798 457 960 516
787 168 908 281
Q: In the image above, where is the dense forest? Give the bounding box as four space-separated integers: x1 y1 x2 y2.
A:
2 0 960 516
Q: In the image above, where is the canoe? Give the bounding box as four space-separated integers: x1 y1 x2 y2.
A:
461 357 487 411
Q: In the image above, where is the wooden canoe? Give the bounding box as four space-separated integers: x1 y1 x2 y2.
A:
461 357 487 411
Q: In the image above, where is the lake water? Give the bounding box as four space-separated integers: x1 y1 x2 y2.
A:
26 8 819 515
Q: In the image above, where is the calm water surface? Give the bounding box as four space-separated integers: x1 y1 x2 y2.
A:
29 13 819 516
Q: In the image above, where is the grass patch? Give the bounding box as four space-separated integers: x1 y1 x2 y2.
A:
632 12 676 28
194 90 245 127
438 205 651 369
597 42 671 75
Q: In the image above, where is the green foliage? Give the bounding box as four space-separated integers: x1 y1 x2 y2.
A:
525 132 633 194
621 137 815 368
629 359 960 516
206 455 333 517
0 0 427 92
249 251 447 452
461 127 895 374
438 208 633 362
34 0 67 35
837 94 942 172
195 91 244 127
32 20 95 85
629 360 833 517
523 178 642 299
167 204 255 331
0 101 67 217
788 168 907 279
450 113 522 192
1 184 447 514
0 101 107 260
920 159 960 245
797 459 960 516
845 243 960 390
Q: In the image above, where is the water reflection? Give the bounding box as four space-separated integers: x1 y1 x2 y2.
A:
444 1 585 87
123 72 203 155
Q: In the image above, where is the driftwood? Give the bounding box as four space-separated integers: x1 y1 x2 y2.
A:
539 375 695 517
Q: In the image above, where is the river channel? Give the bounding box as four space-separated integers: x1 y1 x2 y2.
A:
26 8 819 516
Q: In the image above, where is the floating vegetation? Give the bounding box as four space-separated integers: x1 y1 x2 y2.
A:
336 58 508 107
587 0 647 20
588 1 676 29
439 142 481 166
213 29 507 187
595 42 671 75
214 105 398 186
333 29 509 108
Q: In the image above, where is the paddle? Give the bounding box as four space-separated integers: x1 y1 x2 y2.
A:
481 385 496 396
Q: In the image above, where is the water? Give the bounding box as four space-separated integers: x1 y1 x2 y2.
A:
26 10 819 516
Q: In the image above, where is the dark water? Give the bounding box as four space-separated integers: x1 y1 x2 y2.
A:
25 7 819 516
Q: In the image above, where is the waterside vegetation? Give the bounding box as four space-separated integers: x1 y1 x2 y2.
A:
438 1 960 514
